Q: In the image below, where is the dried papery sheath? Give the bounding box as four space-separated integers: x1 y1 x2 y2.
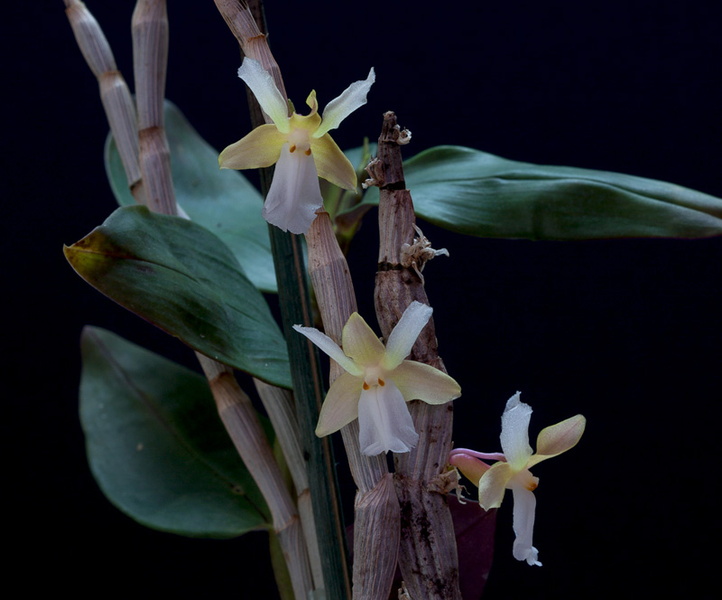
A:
305 212 398 599
132 0 175 215
64 0 142 201
371 110 463 599
219 58 375 234
198 357 313 596
213 0 288 99
253 380 323 587
451 392 586 566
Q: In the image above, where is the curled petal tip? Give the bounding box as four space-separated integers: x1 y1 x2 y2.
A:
315 66 376 138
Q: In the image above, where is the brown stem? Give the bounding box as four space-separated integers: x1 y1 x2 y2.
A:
371 111 462 600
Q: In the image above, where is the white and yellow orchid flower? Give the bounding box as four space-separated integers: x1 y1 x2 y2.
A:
450 392 585 566
219 58 375 234
293 301 461 456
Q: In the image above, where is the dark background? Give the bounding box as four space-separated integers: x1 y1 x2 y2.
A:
6 1 721 598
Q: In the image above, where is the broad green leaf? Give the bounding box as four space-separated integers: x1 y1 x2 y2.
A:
65 205 291 388
360 145 722 239
80 326 270 538
105 101 276 292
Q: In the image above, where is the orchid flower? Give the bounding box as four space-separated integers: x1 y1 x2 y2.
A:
219 58 375 234
449 392 585 566
293 301 461 456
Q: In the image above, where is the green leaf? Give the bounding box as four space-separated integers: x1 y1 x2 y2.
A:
342 142 377 173
105 101 276 292
360 145 722 239
65 205 291 388
80 326 270 538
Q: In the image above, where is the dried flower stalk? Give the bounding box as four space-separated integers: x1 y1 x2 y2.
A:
370 112 462 599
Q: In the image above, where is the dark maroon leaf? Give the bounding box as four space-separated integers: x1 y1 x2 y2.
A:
450 494 497 599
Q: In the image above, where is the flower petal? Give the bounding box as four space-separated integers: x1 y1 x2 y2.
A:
238 58 290 132
477 461 513 509
382 301 433 370
314 67 375 138
391 361 460 404
292 324 363 376
528 414 586 469
341 313 386 366
357 379 418 455
218 124 287 170
500 392 533 471
510 486 542 566
310 133 357 191
449 452 491 487
315 371 363 436
262 143 323 234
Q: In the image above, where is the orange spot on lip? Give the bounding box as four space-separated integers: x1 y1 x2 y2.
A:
378 378 385 386
527 481 538 491
289 144 297 153
304 148 312 156
362 382 370 390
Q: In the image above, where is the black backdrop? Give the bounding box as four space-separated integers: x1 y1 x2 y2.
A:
5 1 721 598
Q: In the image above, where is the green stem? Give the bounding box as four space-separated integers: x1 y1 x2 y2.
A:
244 1 352 594
267 221 352 600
